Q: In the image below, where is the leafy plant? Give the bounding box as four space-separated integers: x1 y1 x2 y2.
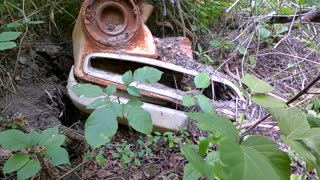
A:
181 73 320 179
0 31 21 51
71 66 163 148
0 128 69 180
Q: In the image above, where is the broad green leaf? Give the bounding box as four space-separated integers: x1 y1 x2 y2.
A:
181 147 214 180
217 138 280 180
183 163 201 180
27 130 41 145
106 85 116 96
45 147 70 166
0 31 22 42
241 74 274 94
187 112 239 141
252 94 287 108
182 96 195 107
301 128 320 156
38 128 59 146
281 135 316 171
126 107 152 134
259 27 271 39
194 73 210 89
126 98 143 107
197 94 215 115
72 84 104 98
307 115 320 128
122 70 133 86
133 67 163 83
268 108 310 139
0 130 30 151
17 159 40 180
86 97 110 109
108 102 124 117
243 136 291 180
3 154 30 174
85 108 118 148
198 138 209 156
127 86 141 97
0 41 16 51
41 134 65 151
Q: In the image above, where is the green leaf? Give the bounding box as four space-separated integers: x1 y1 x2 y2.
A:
108 102 124 117
38 128 59 146
259 27 271 39
96 154 106 167
27 130 41 146
198 138 209 156
0 31 22 42
45 147 70 166
194 73 210 89
187 112 239 141
241 74 274 94
122 70 134 86
281 135 316 171
6 22 24 28
126 107 152 134
85 108 118 148
182 96 195 107
0 41 16 51
133 67 163 83
87 97 110 109
72 84 104 98
243 136 291 180
252 94 287 108
3 154 30 174
0 130 30 151
197 94 215 115
268 108 310 139
17 159 41 180
181 147 214 180
217 138 281 180
183 163 202 180
42 135 65 152
126 98 143 107
106 85 116 96
26 20 45 25
127 86 141 97
307 115 320 128
301 128 320 156
239 45 247 55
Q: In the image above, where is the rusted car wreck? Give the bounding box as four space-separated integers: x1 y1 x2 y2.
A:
67 0 243 131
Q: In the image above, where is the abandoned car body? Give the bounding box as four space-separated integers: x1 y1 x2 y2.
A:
67 0 243 131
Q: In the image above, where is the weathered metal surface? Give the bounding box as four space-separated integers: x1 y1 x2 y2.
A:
73 0 158 92
83 0 141 46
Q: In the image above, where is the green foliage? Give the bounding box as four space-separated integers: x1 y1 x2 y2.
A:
72 66 163 148
180 72 320 179
0 31 21 51
194 73 210 89
0 128 69 180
